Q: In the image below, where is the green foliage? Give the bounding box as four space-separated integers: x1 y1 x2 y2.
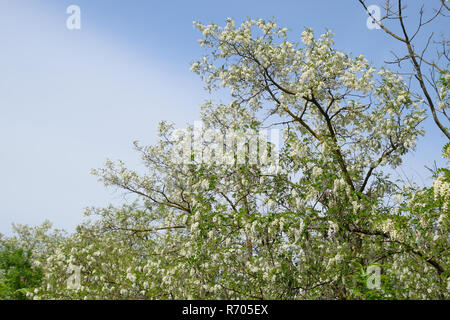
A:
0 243 42 299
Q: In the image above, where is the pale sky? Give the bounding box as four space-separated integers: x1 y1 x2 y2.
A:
0 0 448 235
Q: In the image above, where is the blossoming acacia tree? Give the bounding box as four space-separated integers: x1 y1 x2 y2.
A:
12 18 448 300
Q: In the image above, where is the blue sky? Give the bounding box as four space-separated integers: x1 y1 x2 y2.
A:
0 0 448 235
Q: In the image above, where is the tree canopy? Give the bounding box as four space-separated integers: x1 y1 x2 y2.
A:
2 14 449 300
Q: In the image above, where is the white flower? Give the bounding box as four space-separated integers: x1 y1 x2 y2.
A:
312 166 323 178
291 189 298 198
397 95 406 103
126 272 136 283
393 194 403 203
190 62 201 73
120 289 128 296
278 27 288 37
191 222 200 232
201 179 209 189
301 30 314 46
329 221 339 236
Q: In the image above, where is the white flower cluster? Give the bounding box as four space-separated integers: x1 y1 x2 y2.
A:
433 175 450 211
379 219 404 242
